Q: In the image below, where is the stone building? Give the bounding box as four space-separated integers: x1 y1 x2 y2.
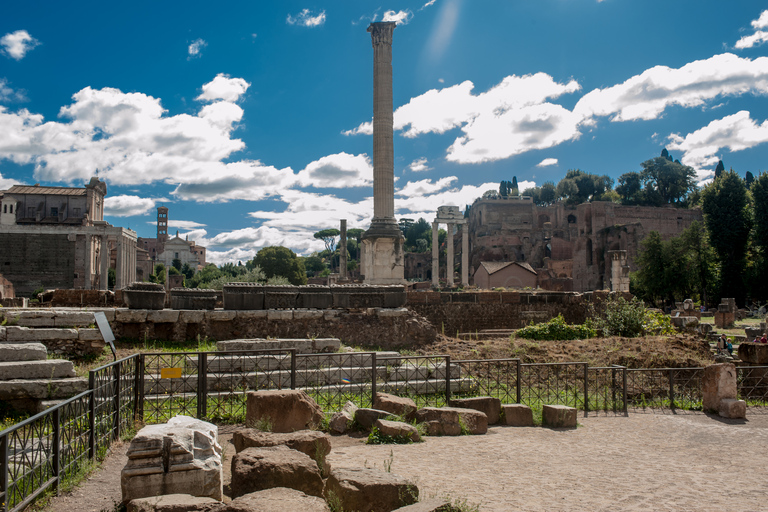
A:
473 261 538 289
0 178 137 295
465 197 703 292
137 207 207 275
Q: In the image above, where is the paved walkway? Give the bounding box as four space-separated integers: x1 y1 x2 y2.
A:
328 411 768 512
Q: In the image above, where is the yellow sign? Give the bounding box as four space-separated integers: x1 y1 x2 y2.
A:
160 367 183 379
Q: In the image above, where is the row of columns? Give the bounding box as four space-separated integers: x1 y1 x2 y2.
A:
83 230 136 290
432 221 469 288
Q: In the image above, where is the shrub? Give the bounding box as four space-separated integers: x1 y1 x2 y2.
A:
643 309 676 335
515 315 596 341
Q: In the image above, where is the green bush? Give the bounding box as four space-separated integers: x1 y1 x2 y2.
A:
515 314 596 341
590 295 674 337
366 426 413 445
643 309 676 336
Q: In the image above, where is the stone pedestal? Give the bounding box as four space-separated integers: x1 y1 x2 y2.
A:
702 363 737 413
360 235 404 285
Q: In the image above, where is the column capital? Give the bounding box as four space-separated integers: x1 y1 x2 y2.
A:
368 22 396 47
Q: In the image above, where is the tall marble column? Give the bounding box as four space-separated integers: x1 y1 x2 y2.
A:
447 223 454 287
100 234 109 291
115 235 124 289
84 234 93 290
339 219 347 280
432 221 439 288
461 223 469 286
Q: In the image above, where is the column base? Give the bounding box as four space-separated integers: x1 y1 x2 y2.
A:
360 234 405 285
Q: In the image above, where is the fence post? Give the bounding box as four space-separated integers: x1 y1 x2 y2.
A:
669 369 675 411
137 354 145 424
583 363 589 417
445 356 452 403
114 362 121 440
370 352 377 409
197 352 208 419
133 354 141 423
290 350 296 390
622 366 628 416
516 359 521 404
88 371 96 460
1 433 7 512
52 406 60 495
611 366 617 413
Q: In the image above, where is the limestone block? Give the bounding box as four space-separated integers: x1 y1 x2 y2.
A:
430 363 461 380
230 446 323 498
127 494 223 512
702 363 737 412
719 398 746 419
15 310 55 327
323 467 418 512
330 402 358 434
0 377 88 399
78 328 104 341
94 309 116 322
0 325 5 340
376 308 409 317
180 310 206 324
147 310 180 323
5 326 78 341
235 310 268 320
231 429 332 467
311 338 341 352
502 404 534 427
267 310 293 321
121 416 223 503
737 343 768 364
414 407 487 436
354 408 391 430
246 390 324 433
206 310 236 322
115 309 149 323
53 312 95 327
216 339 279 352
293 309 325 320
373 393 417 419
392 499 453 512
542 405 577 428
389 365 429 382
323 309 341 320
449 396 501 424
0 359 76 379
374 419 420 442
0 343 47 362
223 488 329 512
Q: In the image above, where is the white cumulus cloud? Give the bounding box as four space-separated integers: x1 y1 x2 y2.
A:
735 10 768 49
382 10 413 25
196 74 250 102
0 79 27 103
187 38 207 59
287 9 327 27
104 195 158 217
1 30 39 60
536 158 558 167
408 157 431 172
296 152 373 188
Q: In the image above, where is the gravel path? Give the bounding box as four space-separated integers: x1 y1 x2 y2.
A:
43 412 768 512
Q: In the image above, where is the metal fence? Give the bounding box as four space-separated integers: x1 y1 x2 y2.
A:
4 351 768 512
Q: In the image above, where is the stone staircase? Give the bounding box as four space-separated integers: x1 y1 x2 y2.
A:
0 342 88 413
0 308 106 357
457 329 516 341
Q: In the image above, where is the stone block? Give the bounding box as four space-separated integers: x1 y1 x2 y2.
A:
376 308 408 317
312 338 341 352
0 377 88 400
78 328 103 341
373 393 417 419
216 339 280 352
293 310 324 320
267 310 293 321
121 416 223 503
714 311 735 329
0 343 47 362
147 310 180 323
264 286 299 309
127 494 223 512
246 390 324 433
115 309 149 323
737 343 768 364
53 312 95 327
323 467 418 512
223 488 329 512
449 396 501 424
0 325 5 340
206 310 236 322
230 446 323 499
223 284 265 311
235 310 268 320
180 310 206 324
374 419 420 442
323 309 341 320
392 499 453 512
231 429 332 469
330 401 358 434
14 310 55 327
0 359 76 379
502 404 534 427
354 408 391 430
542 405 577 428
702 363 737 412
414 407 487 436
5 326 78 341
718 398 746 419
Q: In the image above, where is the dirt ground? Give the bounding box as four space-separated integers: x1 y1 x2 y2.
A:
41 411 768 512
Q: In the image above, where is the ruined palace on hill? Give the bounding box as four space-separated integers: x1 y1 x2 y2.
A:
463 196 703 292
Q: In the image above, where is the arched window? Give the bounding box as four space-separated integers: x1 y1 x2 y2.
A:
586 239 593 266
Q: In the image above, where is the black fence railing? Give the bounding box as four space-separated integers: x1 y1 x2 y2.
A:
3 353 768 512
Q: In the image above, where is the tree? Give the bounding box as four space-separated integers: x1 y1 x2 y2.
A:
746 170 755 188
149 263 166 285
616 172 643 205
679 221 716 307
314 229 340 254
171 258 182 271
639 156 696 205
302 254 326 277
701 170 752 304
752 172 768 252
180 262 195 281
253 246 308 285
633 231 668 306
715 160 725 178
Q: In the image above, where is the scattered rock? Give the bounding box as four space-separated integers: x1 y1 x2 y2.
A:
374 419 420 442
373 393 417 419
501 404 533 427
392 498 453 511
702 363 737 413
414 407 487 436
245 390 324 433
231 429 331 474
127 494 223 512
542 405 577 428
355 408 391 430
448 396 501 424
223 488 330 512
329 401 358 434
230 446 324 499
718 398 746 419
323 467 418 512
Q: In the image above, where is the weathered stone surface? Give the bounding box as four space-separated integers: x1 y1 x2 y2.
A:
0 325 5 340
267 310 293 321
223 488 329 512
180 310 206 323
147 310 180 323
502 404 534 427
376 308 409 317
121 416 223 503
230 446 324 498
231 429 331 466
374 419 420 442
14 310 55 327
235 310 269 320
702 363 737 412
0 342 47 362
5 326 78 341
77 328 104 341
206 310 237 322
246 390 324 433
374 393 417 419
392 499 452 512
0 377 88 399
542 405 577 428
115 309 149 323
293 310 325 320
0 359 76 379
323 467 418 512
718 398 746 419
354 408 391 430
414 407 487 436
330 401 358 434
737 343 768 364
217 339 281 351
127 494 223 512
448 396 501 424
53 312 96 327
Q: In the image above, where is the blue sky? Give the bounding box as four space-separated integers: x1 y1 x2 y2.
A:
2 1 768 264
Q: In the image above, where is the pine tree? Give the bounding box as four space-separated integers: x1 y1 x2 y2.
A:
715 160 725 178
746 171 755 187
